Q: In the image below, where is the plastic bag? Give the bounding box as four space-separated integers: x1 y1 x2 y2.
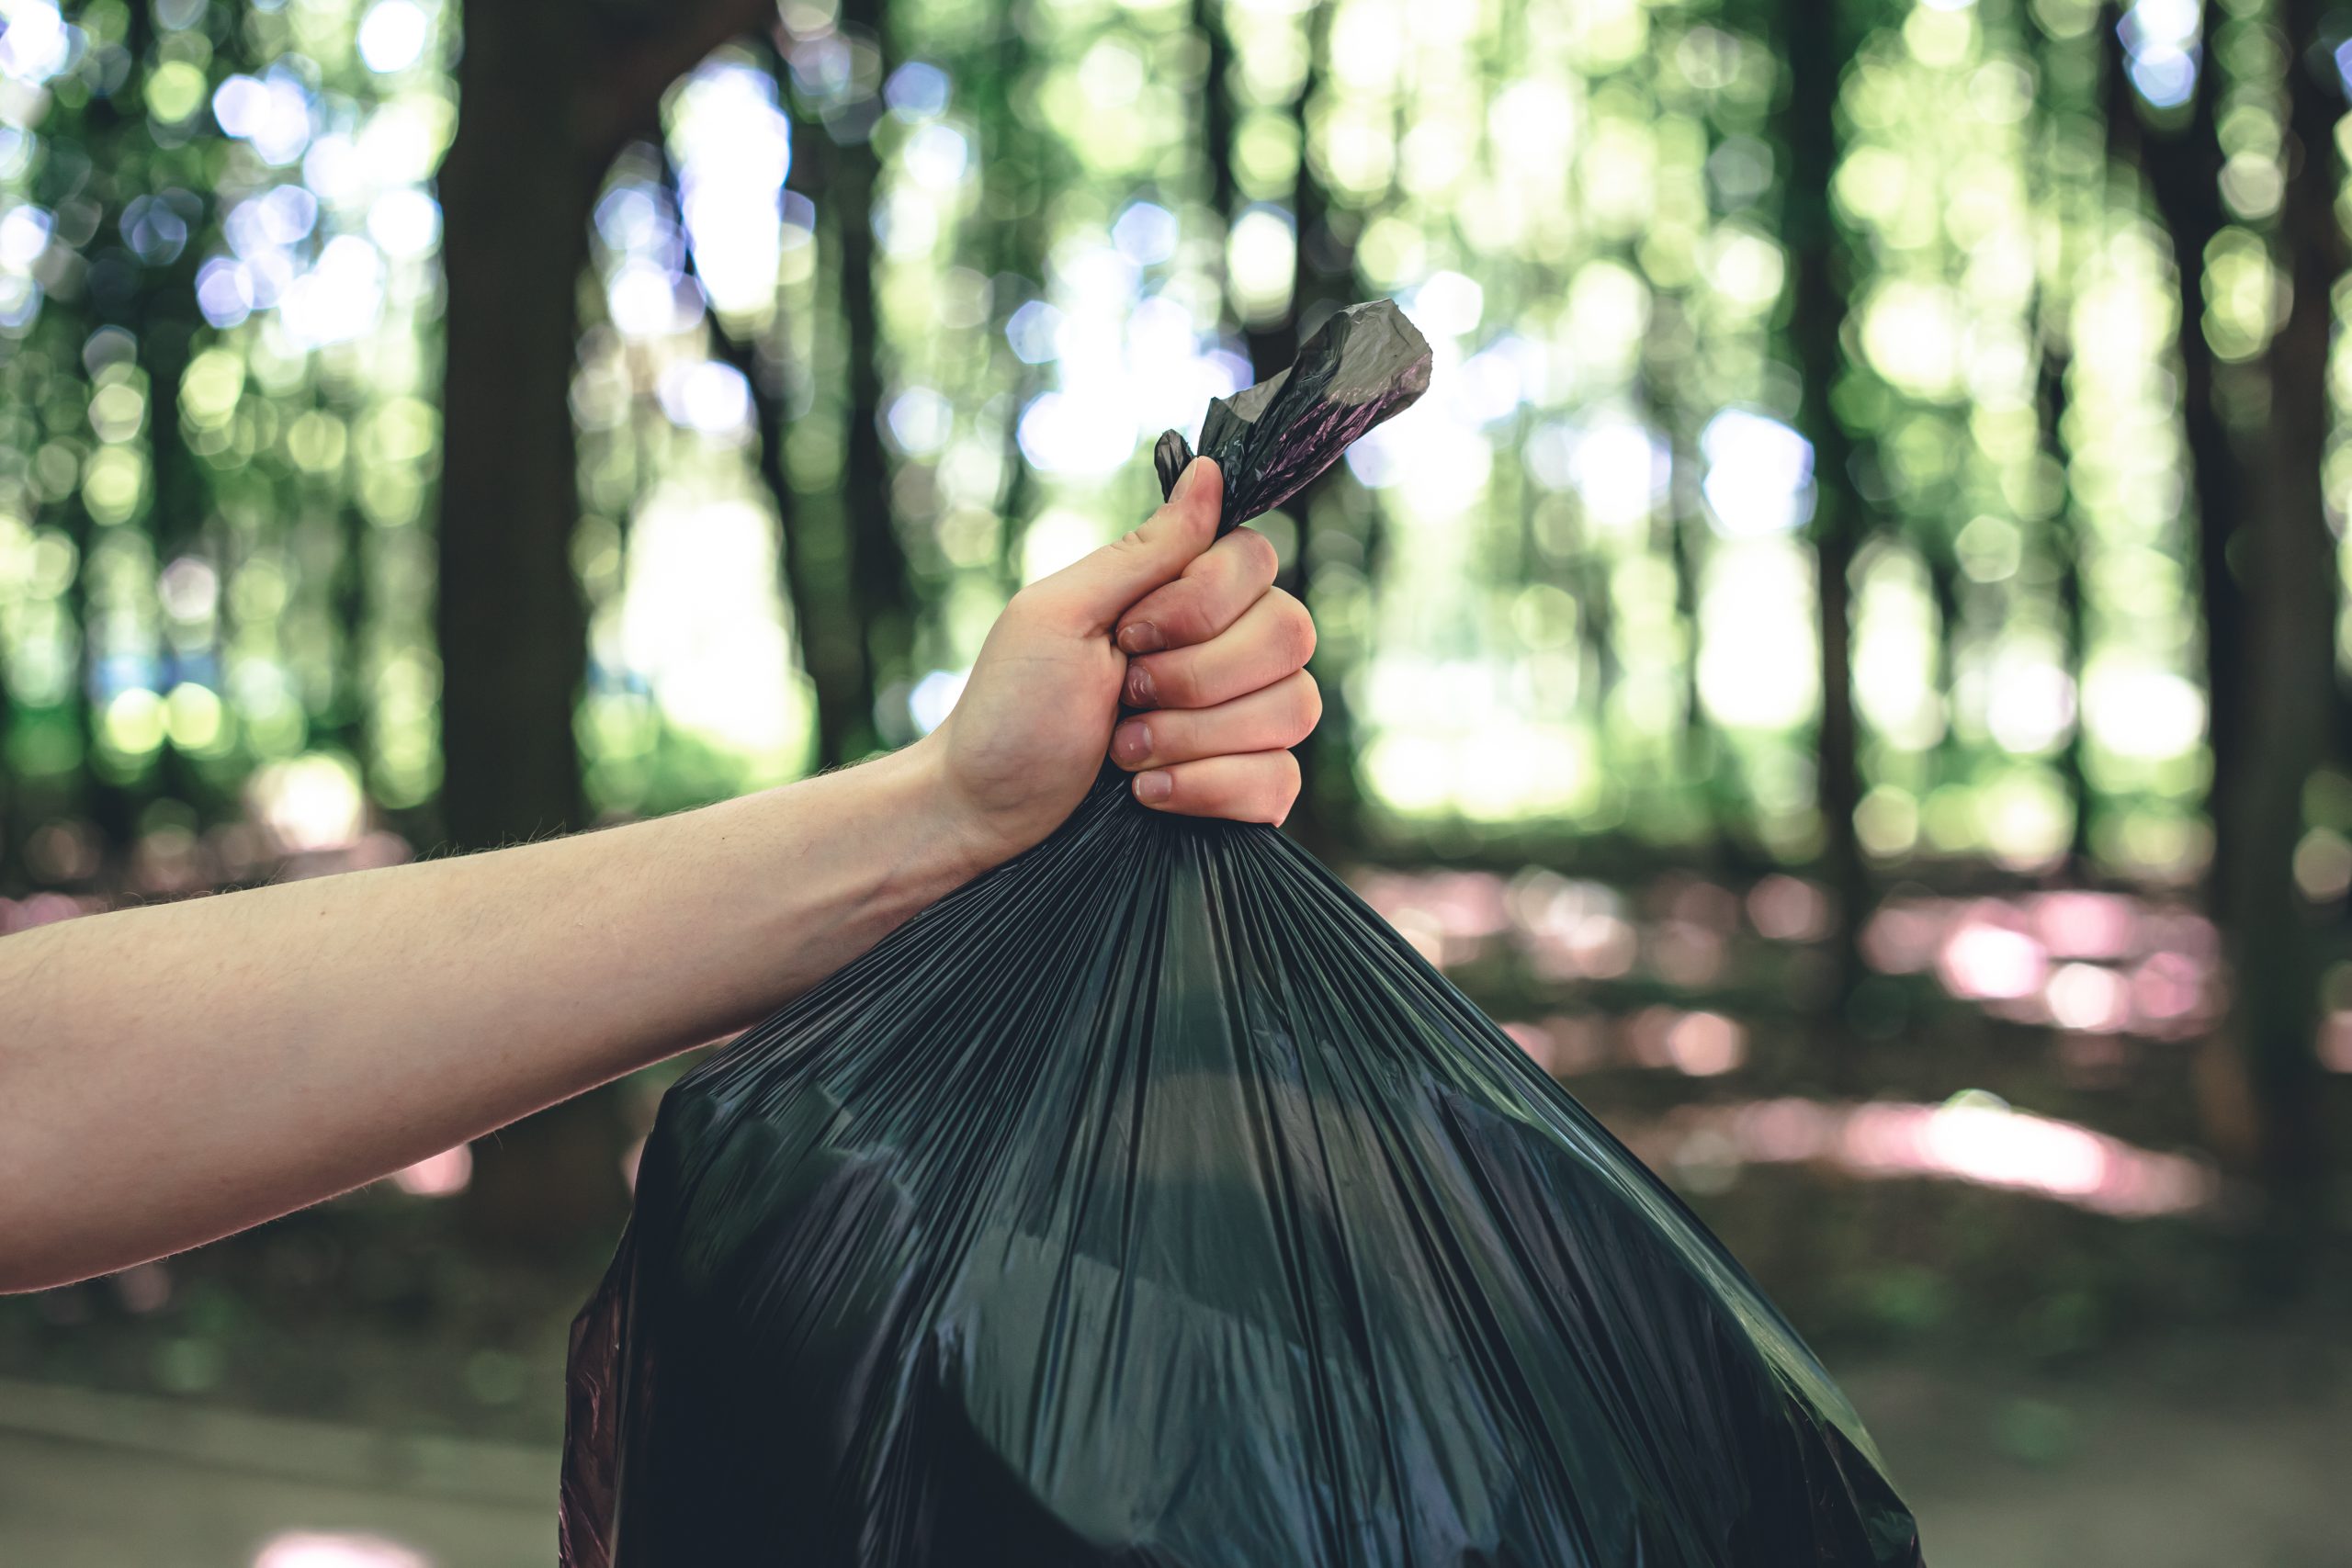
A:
1151 299 1433 536
559 301 1923 1568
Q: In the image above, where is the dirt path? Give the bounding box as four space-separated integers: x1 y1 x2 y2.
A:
0 1379 553 1567
1848 1333 2350 1568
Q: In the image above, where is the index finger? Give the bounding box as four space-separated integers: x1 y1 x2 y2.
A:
1113 525 1281 655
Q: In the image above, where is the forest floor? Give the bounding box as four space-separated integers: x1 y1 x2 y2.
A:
0 1303 2344 1567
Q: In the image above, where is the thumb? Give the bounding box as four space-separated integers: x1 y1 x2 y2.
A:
1032 457 1223 631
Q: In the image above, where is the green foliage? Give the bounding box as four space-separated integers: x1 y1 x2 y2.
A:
0 0 2331 906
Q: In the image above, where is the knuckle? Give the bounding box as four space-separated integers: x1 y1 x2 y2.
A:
1235 527 1281 584
1143 710 1189 763
1290 671 1324 737
1154 588 1211 647
1147 656 1196 708
1277 593 1317 665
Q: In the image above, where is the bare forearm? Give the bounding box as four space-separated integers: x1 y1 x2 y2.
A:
0 741 978 1291
0 457 1317 1292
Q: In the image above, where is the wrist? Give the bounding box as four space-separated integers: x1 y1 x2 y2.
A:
898 728 1014 886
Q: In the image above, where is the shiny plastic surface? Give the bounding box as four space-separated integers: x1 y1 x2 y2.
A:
1152 299 1431 536
559 303 1924 1567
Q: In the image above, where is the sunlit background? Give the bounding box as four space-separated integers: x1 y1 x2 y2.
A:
1 0 2348 1563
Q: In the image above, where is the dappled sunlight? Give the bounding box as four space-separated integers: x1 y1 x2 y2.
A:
1866 892 2218 1038
1637 1092 2214 1218
388 1145 470 1199
253 1532 430 1568
1361 865 2223 1048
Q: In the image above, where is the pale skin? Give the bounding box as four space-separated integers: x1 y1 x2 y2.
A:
0 458 1319 1293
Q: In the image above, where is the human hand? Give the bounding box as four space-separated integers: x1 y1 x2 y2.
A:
918 457 1319 872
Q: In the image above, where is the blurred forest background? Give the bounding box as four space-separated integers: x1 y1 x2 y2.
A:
1 0 2349 1562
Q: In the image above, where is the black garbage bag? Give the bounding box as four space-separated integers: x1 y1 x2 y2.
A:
559 301 1923 1568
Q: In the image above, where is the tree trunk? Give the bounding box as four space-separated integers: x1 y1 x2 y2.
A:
1781 0 1868 1058
978 20 1046 600
2222 0 2336 1241
135 234 212 827
1920 531 1965 790
69 62 144 873
2102 0 2333 1224
2038 344 2097 869
2103 2 2248 899
1194 0 1238 228
435 0 779 1248
435 2 621 1248
832 0 914 759
435 0 600 853
0 628 13 892
773 129 866 769
2028 12 2098 872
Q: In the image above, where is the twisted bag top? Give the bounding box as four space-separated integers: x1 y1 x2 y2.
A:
559 301 1923 1568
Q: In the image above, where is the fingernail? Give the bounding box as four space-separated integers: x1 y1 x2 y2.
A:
1113 719 1151 765
1173 457 1207 501
1117 622 1163 655
1134 770 1172 804
1125 663 1155 706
